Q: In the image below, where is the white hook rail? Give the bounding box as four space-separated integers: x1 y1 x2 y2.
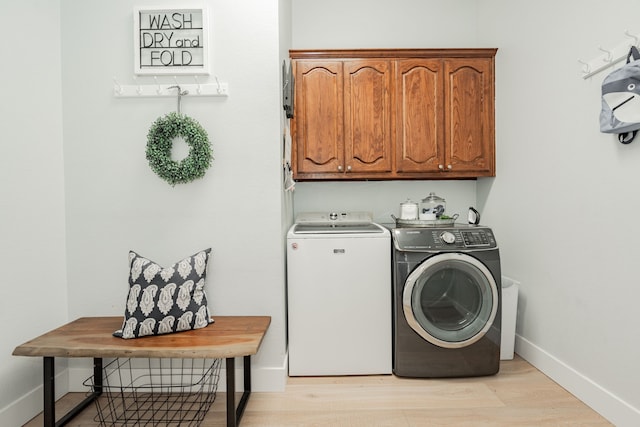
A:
112 76 229 97
580 30 640 79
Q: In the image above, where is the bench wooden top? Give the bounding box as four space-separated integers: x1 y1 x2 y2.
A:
13 316 271 359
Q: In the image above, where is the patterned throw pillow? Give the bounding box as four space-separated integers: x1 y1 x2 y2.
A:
114 249 214 339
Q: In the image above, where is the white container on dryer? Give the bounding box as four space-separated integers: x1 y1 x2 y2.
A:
286 213 391 376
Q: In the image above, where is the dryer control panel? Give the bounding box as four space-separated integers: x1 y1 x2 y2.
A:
392 225 497 251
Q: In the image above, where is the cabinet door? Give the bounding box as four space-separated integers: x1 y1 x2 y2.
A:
395 59 443 173
444 58 495 176
343 60 393 175
293 61 344 176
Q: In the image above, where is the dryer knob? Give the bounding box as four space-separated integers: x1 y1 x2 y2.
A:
440 231 456 244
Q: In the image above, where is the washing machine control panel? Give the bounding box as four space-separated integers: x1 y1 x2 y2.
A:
392 226 497 250
440 231 456 244
460 229 493 247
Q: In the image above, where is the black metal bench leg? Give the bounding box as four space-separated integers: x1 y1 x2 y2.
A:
43 357 55 427
226 356 252 427
237 356 251 422
226 357 237 427
42 357 103 427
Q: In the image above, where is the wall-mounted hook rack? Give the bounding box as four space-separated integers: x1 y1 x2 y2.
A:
580 30 640 79
625 30 639 46
112 76 229 98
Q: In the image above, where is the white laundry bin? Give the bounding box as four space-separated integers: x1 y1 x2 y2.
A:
500 276 519 360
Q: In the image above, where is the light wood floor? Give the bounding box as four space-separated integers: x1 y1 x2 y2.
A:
24 356 611 426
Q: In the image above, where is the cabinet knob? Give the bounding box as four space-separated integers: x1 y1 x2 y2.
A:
447 164 452 170
346 165 352 172
438 164 444 170
337 165 343 171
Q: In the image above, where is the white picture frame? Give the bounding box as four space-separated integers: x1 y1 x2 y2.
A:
133 6 210 75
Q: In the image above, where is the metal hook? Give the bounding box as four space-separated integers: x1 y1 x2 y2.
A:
112 77 123 95
625 30 639 46
598 46 613 62
133 75 143 95
215 76 222 94
194 75 202 94
168 85 189 113
577 59 591 74
154 76 162 94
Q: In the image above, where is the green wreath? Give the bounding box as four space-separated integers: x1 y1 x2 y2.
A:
146 112 213 185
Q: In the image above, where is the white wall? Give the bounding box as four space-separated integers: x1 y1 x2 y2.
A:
293 0 640 425
476 1 640 425
291 0 481 222
280 1 294 258
59 0 288 393
3 0 290 424
0 1 69 426
292 0 479 49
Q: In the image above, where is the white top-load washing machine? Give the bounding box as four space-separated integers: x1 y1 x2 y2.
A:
287 212 391 376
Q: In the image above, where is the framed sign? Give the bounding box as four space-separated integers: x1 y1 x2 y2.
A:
134 7 210 75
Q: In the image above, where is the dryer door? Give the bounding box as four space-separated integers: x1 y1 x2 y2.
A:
403 252 498 349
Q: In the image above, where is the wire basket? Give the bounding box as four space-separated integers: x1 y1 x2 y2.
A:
84 357 221 427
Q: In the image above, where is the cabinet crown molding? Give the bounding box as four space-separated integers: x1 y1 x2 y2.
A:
289 48 498 59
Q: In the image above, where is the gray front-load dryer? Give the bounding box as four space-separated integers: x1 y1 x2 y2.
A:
392 224 501 378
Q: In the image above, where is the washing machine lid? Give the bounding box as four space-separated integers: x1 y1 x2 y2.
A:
292 211 383 234
291 222 384 234
295 211 373 225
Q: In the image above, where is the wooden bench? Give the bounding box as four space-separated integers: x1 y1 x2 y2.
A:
13 316 271 427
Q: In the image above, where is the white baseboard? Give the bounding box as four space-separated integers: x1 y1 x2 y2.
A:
1 359 285 427
515 334 640 427
68 357 287 393
9 344 639 426
0 371 68 427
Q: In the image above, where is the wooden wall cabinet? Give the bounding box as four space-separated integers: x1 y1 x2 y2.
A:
290 49 497 180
